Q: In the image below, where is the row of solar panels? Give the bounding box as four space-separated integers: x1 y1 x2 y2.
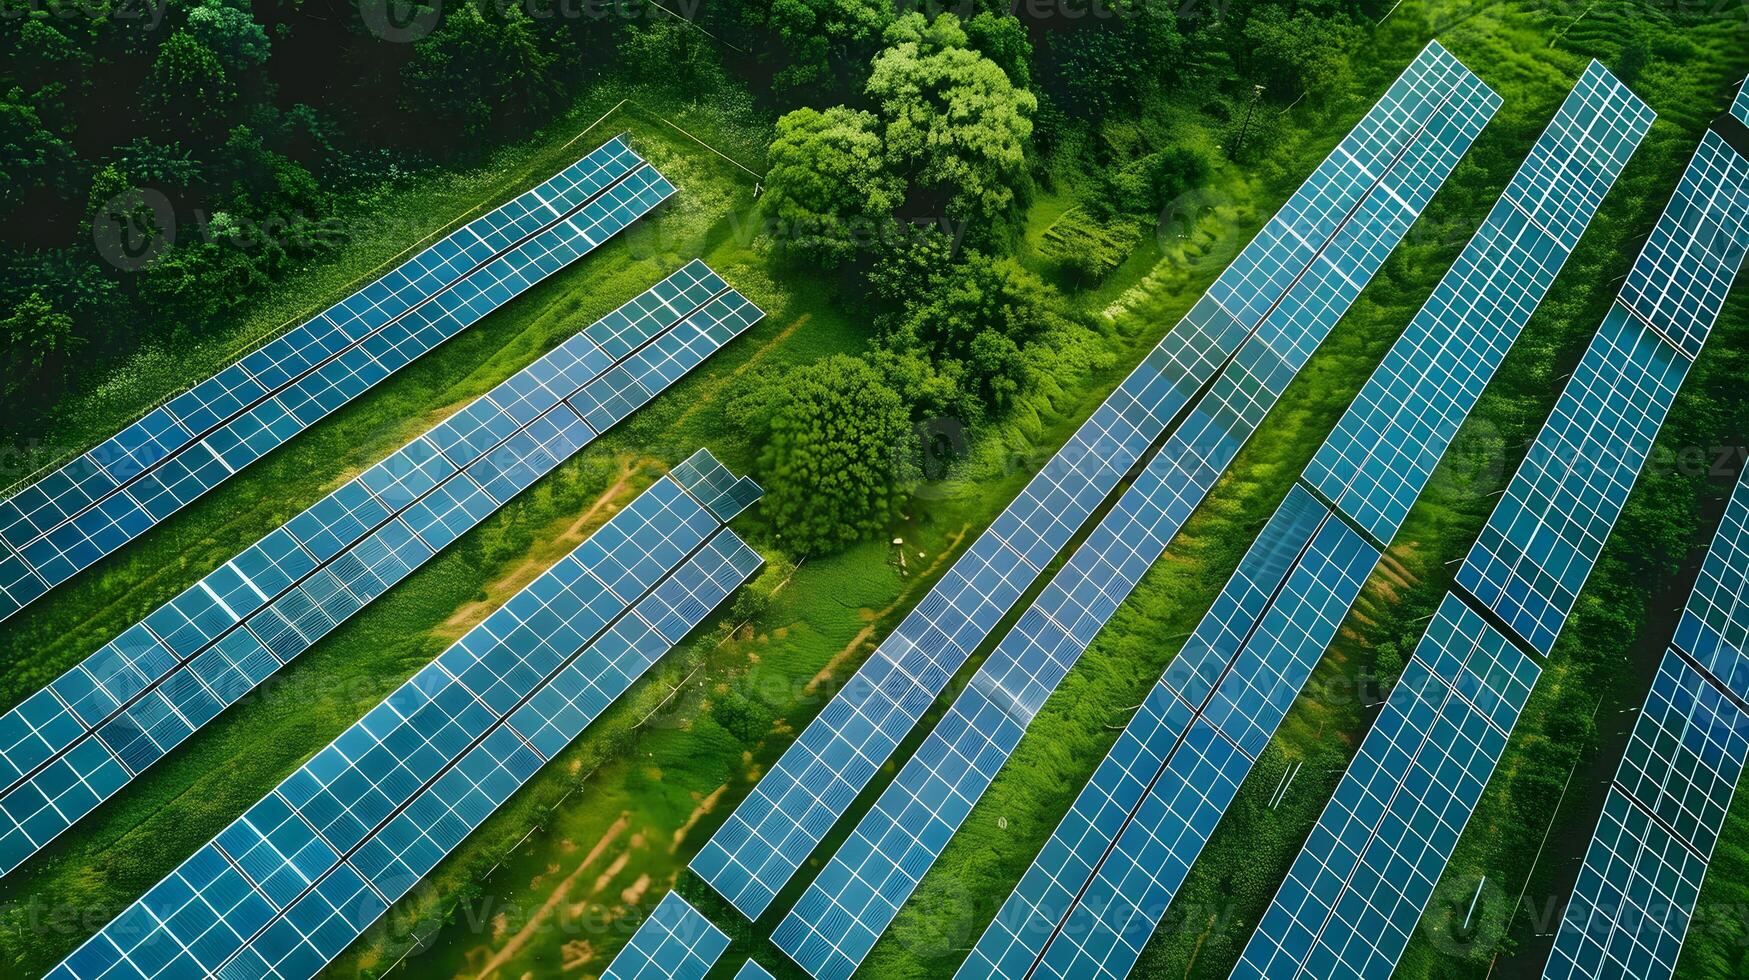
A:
0 260 763 879
771 53 1506 979
950 61 1655 980
50 449 765 980
1239 88 1749 980
0 135 670 623
611 57 1749 980
688 41 1495 934
1546 240 1749 978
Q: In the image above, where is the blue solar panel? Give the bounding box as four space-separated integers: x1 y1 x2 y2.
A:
0 139 673 621
602 893 730 980
1674 472 1749 699
735 960 777 980
1545 469 1749 979
48 475 762 980
959 490 1377 979
1236 595 1539 980
1733 76 1748 125
1458 307 1694 654
0 269 761 879
1307 63 1653 542
1615 132 1749 360
691 42 1492 923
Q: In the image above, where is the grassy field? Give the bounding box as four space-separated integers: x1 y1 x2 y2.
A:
3 3 1746 980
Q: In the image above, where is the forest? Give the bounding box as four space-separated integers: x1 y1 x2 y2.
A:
1 0 1747 977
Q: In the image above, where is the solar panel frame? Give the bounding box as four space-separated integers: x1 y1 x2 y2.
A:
691 43 1494 923
0 270 761 880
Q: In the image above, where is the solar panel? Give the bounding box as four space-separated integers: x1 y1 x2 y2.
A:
736 960 777 980
1457 307 1694 654
1674 471 1749 699
48 482 763 980
1614 132 1749 360
958 489 1378 979
691 42 1492 923
0 137 672 622
771 71 1501 976
1545 469 1749 979
602 893 730 980
1306 63 1654 542
1235 595 1539 980
1545 787 1710 980
1733 76 1748 125
0 267 762 879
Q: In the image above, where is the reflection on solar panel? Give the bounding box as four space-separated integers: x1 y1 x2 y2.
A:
1306 62 1654 542
0 265 762 879
1242 120 1749 980
692 40 1487 923
770 60 1501 970
1546 471 1749 979
0 136 672 622
603 894 731 980
1236 596 1539 980
950 66 1651 980
49 455 763 980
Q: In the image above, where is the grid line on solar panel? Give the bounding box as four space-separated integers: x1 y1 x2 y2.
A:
48 522 762 980
0 273 762 880
771 71 1501 978
0 140 673 621
690 43 1495 924
1234 595 1539 980
1456 307 1693 655
1674 471 1749 699
1305 65 1652 542
602 893 730 980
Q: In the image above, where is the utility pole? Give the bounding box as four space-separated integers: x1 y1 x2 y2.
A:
1232 84 1267 161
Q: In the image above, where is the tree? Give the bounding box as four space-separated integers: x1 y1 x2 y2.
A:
750 0 893 96
144 31 237 140
183 0 272 78
0 87 76 215
746 355 913 555
865 13 1036 225
1043 0 1183 119
763 106 903 267
963 12 1030 88
0 292 78 400
1241 5 1360 99
403 4 557 138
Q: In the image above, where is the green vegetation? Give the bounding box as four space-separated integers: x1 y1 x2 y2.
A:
1 1 1745 979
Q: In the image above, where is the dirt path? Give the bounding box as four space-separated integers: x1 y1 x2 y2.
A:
469 814 632 979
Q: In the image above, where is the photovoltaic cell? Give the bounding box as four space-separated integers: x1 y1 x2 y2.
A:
1235 595 1539 980
0 137 669 621
1307 63 1653 542
602 893 730 980
691 41 1491 923
0 268 761 879
49 476 763 980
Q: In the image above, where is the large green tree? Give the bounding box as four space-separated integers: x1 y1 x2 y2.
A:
763 106 903 267
144 31 236 141
749 0 892 95
744 354 913 555
404 4 557 137
865 13 1036 225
